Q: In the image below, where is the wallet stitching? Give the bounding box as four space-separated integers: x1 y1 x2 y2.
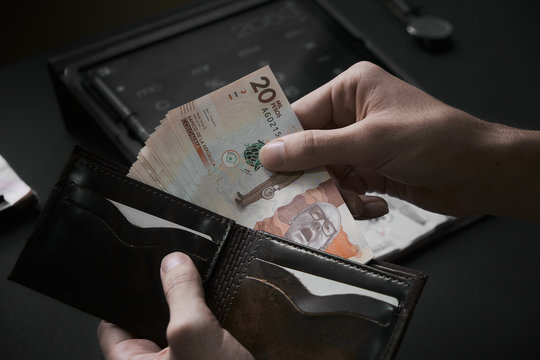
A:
207 225 250 321
78 160 230 225
382 288 415 359
221 228 262 323
203 221 234 281
263 235 408 286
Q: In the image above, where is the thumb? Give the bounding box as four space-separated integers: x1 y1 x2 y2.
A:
160 253 253 359
260 123 372 171
160 252 213 339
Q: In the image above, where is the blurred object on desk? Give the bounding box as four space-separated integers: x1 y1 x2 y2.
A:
358 193 475 261
380 0 453 52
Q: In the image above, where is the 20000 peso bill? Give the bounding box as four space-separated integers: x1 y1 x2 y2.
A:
128 66 373 264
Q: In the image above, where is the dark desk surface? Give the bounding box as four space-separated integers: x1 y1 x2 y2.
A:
1 0 539 359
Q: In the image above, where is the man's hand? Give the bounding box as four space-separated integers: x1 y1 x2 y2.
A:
260 61 540 221
97 252 253 360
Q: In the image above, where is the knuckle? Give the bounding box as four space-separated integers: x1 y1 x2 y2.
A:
298 130 325 161
112 341 135 360
351 61 382 76
96 321 106 338
166 308 212 343
301 130 317 153
166 319 196 341
163 271 200 299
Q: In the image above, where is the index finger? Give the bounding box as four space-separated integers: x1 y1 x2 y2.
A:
292 80 335 130
292 62 370 130
97 321 133 354
97 321 161 360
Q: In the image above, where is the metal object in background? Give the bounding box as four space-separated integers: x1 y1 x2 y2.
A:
382 0 453 51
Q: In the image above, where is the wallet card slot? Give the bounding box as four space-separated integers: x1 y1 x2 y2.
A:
106 198 214 243
254 258 399 307
253 232 411 302
69 158 234 248
222 271 392 360
246 258 395 326
65 184 216 262
63 200 209 270
13 199 176 346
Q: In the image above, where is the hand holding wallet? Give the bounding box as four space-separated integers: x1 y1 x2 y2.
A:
10 147 427 359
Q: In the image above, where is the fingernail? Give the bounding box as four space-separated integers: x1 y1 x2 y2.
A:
260 140 285 169
363 201 389 218
161 252 188 274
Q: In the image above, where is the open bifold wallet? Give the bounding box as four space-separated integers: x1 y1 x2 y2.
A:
10 147 427 359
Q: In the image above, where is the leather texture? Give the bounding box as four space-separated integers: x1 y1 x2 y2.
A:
10 147 427 358
211 228 426 359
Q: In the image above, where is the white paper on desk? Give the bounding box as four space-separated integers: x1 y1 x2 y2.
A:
0 154 32 211
356 194 451 258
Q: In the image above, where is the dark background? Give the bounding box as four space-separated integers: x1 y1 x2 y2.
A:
1 0 195 67
1 0 540 359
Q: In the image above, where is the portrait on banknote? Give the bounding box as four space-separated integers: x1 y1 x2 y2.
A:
254 179 364 259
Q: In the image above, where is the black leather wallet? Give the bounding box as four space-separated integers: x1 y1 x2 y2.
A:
10 147 427 359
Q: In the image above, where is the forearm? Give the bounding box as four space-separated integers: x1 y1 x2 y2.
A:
474 123 540 221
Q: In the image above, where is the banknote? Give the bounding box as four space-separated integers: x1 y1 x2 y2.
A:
128 66 373 264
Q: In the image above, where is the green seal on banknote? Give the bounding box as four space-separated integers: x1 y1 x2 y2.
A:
243 140 265 171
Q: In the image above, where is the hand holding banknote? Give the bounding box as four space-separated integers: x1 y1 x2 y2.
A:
129 65 374 263
98 252 253 360
99 61 540 359
261 61 540 222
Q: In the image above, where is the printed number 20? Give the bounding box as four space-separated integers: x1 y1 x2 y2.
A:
250 76 276 103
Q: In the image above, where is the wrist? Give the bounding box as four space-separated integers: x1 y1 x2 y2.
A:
475 122 540 221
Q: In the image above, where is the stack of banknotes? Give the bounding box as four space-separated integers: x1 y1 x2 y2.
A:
128 66 373 264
